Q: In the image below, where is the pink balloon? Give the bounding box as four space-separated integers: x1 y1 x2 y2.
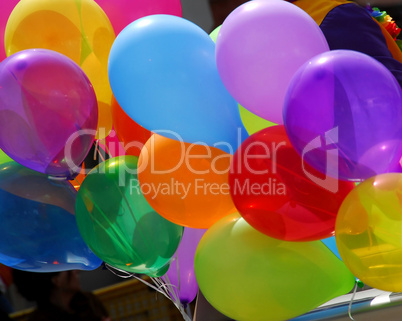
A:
98 129 127 158
94 0 182 35
216 0 329 124
0 0 19 61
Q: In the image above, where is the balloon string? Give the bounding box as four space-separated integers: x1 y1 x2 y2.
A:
151 276 192 321
98 138 113 159
95 140 106 163
348 282 358 320
105 264 192 321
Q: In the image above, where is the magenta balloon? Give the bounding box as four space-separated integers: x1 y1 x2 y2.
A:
216 0 329 125
0 0 19 61
94 0 182 35
0 49 98 179
283 50 402 181
162 227 206 305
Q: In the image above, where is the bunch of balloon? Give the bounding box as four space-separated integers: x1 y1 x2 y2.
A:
195 213 356 321
5 0 116 139
0 162 102 272
108 14 248 153
0 49 98 179
138 134 237 228
75 155 184 277
0 0 18 61
229 125 355 241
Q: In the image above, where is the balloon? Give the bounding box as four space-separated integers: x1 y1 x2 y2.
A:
0 49 98 179
239 105 276 135
111 97 152 157
162 227 206 305
284 50 402 181
0 162 102 272
95 0 182 35
215 0 329 124
0 149 12 165
69 141 111 190
195 213 355 321
75 155 184 277
336 173 402 292
229 125 354 241
209 25 276 135
108 14 248 154
138 134 236 228
5 0 116 138
321 236 342 262
0 0 19 61
100 129 127 158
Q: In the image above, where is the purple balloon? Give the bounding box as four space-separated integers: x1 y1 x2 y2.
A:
0 49 98 179
284 50 402 181
216 0 329 124
162 227 206 305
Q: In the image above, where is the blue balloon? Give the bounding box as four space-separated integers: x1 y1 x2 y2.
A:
0 162 102 272
321 236 342 261
108 14 248 154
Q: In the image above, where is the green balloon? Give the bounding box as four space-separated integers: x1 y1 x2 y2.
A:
0 149 12 165
195 213 355 321
75 155 184 276
239 105 276 134
210 26 276 135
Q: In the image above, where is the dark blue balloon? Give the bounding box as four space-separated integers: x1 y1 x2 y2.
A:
0 162 102 272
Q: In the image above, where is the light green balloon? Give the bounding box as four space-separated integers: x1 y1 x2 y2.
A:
210 26 276 135
75 156 184 277
195 213 355 321
0 149 12 165
239 105 276 134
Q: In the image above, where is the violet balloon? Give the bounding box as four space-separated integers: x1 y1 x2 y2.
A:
162 227 206 305
284 50 402 181
95 0 182 35
0 49 98 179
216 0 329 124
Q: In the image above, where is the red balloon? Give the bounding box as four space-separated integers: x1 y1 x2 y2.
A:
229 125 354 241
111 97 152 156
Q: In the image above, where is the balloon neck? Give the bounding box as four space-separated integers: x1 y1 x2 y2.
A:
356 280 364 288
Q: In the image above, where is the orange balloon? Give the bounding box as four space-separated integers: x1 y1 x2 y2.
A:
112 97 152 156
138 134 236 228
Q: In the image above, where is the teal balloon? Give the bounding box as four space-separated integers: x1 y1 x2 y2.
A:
108 14 248 154
0 162 102 272
75 156 184 276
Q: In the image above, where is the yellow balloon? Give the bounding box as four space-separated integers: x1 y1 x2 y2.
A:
5 0 115 139
336 173 402 292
